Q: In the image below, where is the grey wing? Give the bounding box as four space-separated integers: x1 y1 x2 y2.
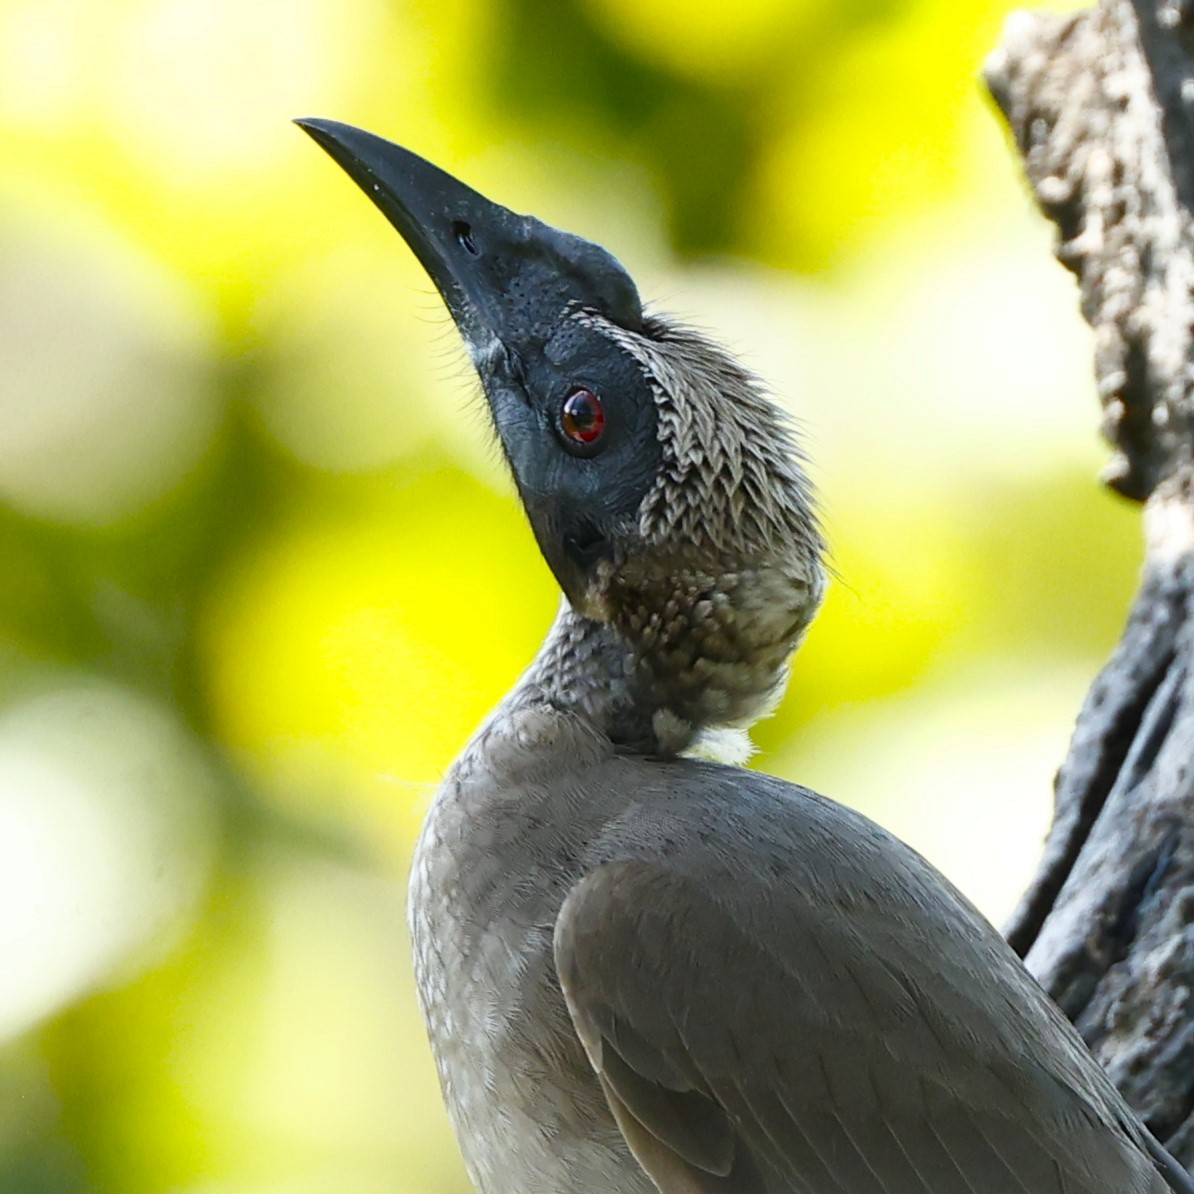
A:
553 858 1169 1194
1147 1136 1194 1194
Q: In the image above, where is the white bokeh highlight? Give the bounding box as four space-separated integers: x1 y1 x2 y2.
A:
0 682 218 1041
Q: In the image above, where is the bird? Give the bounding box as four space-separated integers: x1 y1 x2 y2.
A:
297 117 1194 1194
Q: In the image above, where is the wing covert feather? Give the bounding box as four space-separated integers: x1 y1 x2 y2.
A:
554 855 1169 1194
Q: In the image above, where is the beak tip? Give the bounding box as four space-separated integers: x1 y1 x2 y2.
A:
293 116 339 144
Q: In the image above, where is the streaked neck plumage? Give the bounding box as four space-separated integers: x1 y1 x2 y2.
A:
504 315 826 758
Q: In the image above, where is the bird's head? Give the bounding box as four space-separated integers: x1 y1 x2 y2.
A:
299 120 824 750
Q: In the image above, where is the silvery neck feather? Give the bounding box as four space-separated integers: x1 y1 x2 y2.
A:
513 314 825 758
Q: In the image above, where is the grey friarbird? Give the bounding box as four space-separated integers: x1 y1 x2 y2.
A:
297 117 1194 1194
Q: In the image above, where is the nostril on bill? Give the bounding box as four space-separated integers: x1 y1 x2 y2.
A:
452 220 479 255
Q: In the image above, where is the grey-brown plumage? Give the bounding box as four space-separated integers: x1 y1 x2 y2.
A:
297 118 1194 1194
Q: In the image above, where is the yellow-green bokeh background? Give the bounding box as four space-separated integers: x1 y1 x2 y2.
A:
0 1 1136 1191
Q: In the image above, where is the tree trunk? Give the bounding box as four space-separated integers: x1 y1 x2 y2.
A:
986 1 1194 1163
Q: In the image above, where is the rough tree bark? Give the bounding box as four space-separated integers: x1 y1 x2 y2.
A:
985 0 1194 1164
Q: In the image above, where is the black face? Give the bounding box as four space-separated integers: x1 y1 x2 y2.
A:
481 316 662 605
297 118 663 606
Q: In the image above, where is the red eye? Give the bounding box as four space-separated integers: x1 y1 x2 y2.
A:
560 388 606 447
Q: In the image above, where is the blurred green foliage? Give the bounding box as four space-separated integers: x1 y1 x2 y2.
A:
0 0 1131 1191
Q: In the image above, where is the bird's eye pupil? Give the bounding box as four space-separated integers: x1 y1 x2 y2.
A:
561 388 606 447
451 220 479 255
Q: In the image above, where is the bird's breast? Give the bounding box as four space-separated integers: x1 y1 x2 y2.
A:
408 711 652 1194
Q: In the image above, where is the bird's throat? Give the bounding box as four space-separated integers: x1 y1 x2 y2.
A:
507 559 819 756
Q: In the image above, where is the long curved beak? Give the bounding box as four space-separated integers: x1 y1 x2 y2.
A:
294 118 643 358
